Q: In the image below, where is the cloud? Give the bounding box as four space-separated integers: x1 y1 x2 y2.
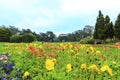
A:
0 0 120 34
60 0 120 14
0 0 59 29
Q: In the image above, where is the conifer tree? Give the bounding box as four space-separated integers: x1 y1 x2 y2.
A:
114 14 120 39
104 22 114 39
94 10 105 39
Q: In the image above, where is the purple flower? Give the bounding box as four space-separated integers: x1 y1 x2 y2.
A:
8 64 13 69
1 77 5 80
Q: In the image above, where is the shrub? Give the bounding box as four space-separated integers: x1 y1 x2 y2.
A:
87 39 95 44
10 35 23 43
22 33 36 42
103 38 115 44
80 36 95 44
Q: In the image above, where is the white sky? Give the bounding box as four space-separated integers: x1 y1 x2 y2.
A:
0 0 120 35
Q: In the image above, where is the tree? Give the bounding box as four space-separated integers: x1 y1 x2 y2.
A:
0 27 12 42
104 15 114 39
46 31 56 42
94 10 105 40
10 35 23 42
32 32 41 41
107 22 114 38
83 25 94 36
74 30 88 41
58 34 68 42
22 33 36 42
114 14 120 39
9 26 20 35
20 29 32 35
39 32 48 41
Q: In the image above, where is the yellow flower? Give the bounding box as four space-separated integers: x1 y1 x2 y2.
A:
39 45 43 49
107 67 113 76
52 58 57 64
100 66 107 72
91 47 95 52
96 50 101 55
87 47 95 53
81 63 87 69
100 65 113 77
69 45 73 49
46 59 55 70
70 50 74 53
89 64 99 72
24 71 29 77
80 45 84 49
66 64 72 72
33 44 37 47
63 46 67 49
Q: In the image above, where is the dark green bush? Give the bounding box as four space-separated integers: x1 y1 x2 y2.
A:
0 27 12 42
22 33 36 42
10 35 23 42
87 39 95 44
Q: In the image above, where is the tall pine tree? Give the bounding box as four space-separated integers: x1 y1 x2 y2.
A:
114 14 120 39
104 22 114 39
94 10 105 39
104 15 114 39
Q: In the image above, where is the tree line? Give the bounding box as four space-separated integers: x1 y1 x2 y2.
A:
0 25 93 42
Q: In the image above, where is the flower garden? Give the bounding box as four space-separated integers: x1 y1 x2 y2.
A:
0 42 120 80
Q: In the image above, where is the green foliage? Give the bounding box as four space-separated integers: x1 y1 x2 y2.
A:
0 27 12 42
9 26 20 35
10 35 23 43
46 31 56 42
1 42 120 79
104 22 114 39
80 36 95 44
22 33 36 42
103 38 114 44
94 11 114 40
94 10 105 40
114 14 120 39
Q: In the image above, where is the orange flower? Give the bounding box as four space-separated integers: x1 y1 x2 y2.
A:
114 42 120 48
28 45 37 54
39 49 44 53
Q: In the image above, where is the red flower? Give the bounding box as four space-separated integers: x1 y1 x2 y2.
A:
49 52 56 58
